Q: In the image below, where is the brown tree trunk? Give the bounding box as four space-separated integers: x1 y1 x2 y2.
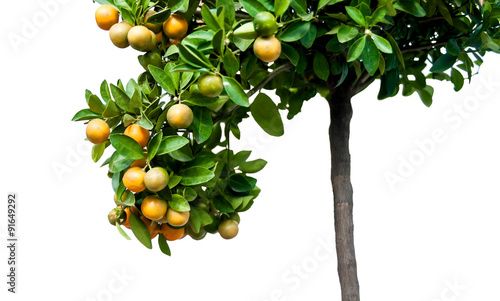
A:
328 84 359 301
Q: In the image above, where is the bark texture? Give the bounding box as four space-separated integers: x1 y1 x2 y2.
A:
327 84 359 301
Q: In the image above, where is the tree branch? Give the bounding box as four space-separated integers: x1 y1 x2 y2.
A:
401 41 448 53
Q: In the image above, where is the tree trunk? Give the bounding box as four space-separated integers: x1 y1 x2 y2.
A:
328 84 359 301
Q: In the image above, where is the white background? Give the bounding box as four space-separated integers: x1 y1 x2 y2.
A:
1 1 500 300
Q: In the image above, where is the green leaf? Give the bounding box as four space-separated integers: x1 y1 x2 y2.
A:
92 143 106 162
213 196 234 213
144 8 171 24
222 76 250 107
100 80 112 103
345 6 366 27
347 35 366 62
223 48 239 77
231 150 252 168
169 145 194 162
129 211 152 249
149 66 176 95
430 53 457 73
300 24 317 48
275 0 291 16
394 0 426 17
189 206 211 233
182 187 197 202
201 5 221 32
110 134 145 160
109 151 134 173
446 39 461 57
88 94 106 114
233 22 258 39
178 43 215 70
281 43 300 65
137 112 153 130
318 0 342 11
169 194 191 212
216 0 236 25
436 0 452 25
115 191 135 206
451 68 464 92
239 159 268 173
168 175 182 189
192 107 213 144
110 84 132 113
116 223 131 240
280 21 311 42
385 33 404 69
180 167 215 186
212 29 225 55
337 25 358 43
169 0 189 13
417 86 434 107
362 38 380 76
102 100 123 118
158 234 171 256
372 34 392 54
157 135 190 155
239 0 269 17
228 174 256 193
369 6 387 25
147 132 163 162
72 109 101 121
250 93 284 137
313 52 330 81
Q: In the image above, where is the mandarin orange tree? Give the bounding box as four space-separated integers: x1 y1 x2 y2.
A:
74 0 500 300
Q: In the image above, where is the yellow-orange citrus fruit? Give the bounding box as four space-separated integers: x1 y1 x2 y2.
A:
124 124 150 148
160 224 185 241
198 74 224 98
95 5 119 30
123 167 146 193
144 167 170 192
166 208 190 227
163 14 188 40
167 103 193 129
86 119 110 144
141 195 168 221
128 25 155 51
253 36 281 63
109 22 132 48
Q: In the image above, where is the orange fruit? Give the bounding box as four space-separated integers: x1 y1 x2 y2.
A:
109 22 132 48
253 36 281 63
166 103 193 129
95 5 119 30
141 195 168 221
163 14 188 40
123 167 146 193
166 208 190 227
160 224 185 241
144 167 170 192
86 119 110 144
128 25 155 51
124 124 150 148
130 150 147 168
140 216 159 239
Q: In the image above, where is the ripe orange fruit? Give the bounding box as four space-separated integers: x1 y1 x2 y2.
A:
253 36 281 63
123 206 140 229
218 219 239 239
166 208 190 227
167 103 193 129
86 119 110 144
140 216 159 239
124 124 150 148
141 195 168 221
144 10 163 34
123 167 146 193
253 12 278 37
163 14 188 40
160 224 185 241
198 74 224 98
109 22 132 48
144 167 170 192
95 5 119 30
128 25 155 51
156 31 163 43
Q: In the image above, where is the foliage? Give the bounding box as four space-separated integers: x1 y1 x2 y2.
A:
75 0 500 253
